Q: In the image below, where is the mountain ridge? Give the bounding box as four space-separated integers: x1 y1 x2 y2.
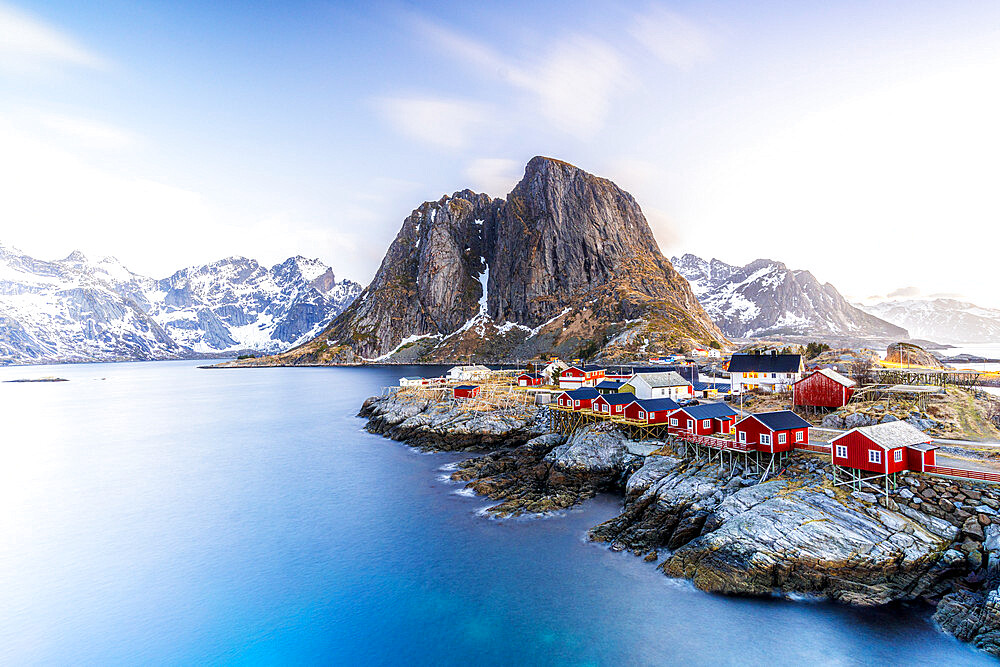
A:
0 244 360 364
670 253 907 340
246 156 727 366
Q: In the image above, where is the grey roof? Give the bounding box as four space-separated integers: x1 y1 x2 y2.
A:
628 371 690 387
802 368 856 387
834 421 933 449
742 410 811 431
728 354 801 373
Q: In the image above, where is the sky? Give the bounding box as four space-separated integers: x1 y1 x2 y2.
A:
1 1 999 306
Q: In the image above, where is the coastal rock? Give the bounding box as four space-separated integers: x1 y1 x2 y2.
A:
934 589 1000 657
661 481 953 605
359 392 541 451
451 424 643 516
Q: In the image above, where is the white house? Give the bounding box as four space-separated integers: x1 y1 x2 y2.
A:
727 353 803 393
541 359 569 385
620 371 693 400
447 365 491 382
398 376 426 387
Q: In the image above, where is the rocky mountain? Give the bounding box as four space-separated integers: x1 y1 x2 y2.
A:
0 243 360 364
670 254 907 340
255 157 726 365
858 298 1000 344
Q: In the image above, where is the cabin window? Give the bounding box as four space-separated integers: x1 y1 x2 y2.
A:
687 419 693 429
835 445 847 459
869 450 882 464
670 418 678 426
894 449 903 463
575 400 580 407
761 434 772 446
778 433 787 444
703 420 710 428
738 431 747 443
795 431 804 442
638 411 646 419
603 405 609 413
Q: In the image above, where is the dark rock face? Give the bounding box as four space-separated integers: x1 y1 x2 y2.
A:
278 157 726 364
671 253 908 339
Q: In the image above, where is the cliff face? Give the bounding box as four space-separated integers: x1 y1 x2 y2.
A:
267 157 726 365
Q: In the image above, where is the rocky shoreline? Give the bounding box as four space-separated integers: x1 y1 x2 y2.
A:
360 391 1000 657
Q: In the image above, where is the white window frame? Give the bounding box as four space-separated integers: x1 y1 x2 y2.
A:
575 400 580 407
638 411 646 419
778 433 787 444
869 450 882 464
702 419 711 428
687 419 694 430
795 431 804 442
835 445 847 459
738 431 747 443
603 405 609 413
894 449 903 463
670 418 678 426
761 434 772 446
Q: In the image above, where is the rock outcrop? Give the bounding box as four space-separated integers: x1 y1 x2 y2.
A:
886 341 946 368
253 157 727 365
358 391 543 451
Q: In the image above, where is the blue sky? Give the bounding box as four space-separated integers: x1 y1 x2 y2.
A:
2 1 1000 306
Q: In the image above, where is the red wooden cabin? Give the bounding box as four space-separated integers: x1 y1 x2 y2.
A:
734 411 810 453
672 403 739 435
555 388 600 410
454 385 480 399
518 373 543 387
592 392 636 417
830 421 937 474
559 365 606 389
792 368 856 408
622 398 679 425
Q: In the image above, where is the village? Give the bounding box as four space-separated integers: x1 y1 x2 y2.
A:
393 348 1000 498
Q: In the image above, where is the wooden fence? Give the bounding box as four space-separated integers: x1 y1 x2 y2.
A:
924 465 1000 484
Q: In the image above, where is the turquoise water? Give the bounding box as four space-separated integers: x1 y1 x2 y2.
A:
0 360 991 665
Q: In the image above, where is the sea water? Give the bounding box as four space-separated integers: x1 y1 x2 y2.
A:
0 360 991 665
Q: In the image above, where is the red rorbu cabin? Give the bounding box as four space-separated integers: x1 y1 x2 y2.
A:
453 385 480 399
592 392 637 417
792 368 857 409
622 398 680 425
672 403 740 435
559 365 606 389
830 421 937 474
734 411 810 453
556 388 600 410
518 373 543 387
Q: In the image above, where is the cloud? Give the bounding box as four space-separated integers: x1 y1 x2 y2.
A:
373 96 491 150
0 2 106 75
409 17 633 138
888 286 922 298
463 158 521 196
40 114 138 150
629 5 714 69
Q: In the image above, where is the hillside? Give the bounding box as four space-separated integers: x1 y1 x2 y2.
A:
245 157 727 365
671 254 908 340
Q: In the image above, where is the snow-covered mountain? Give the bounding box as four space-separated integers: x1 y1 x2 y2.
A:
0 243 360 364
858 298 1000 344
670 253 907 340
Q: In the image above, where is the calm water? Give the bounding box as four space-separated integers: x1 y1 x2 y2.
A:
0 360 991 665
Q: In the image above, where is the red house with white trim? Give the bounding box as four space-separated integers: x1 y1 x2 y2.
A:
622 398 679 425
830 421 937 474
793 368 857 408
735 411 810 453
454 385 480 399
559 365 606 389
672 403 740 435
592 392 636 417
555 388 600 410
518 373 543 387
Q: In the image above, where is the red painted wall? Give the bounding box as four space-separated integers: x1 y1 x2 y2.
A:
831 431 909 474
793 372 854 408
454 386 480 399
735 416 808 453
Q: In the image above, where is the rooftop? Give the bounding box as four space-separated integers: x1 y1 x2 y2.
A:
835 421 933 448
